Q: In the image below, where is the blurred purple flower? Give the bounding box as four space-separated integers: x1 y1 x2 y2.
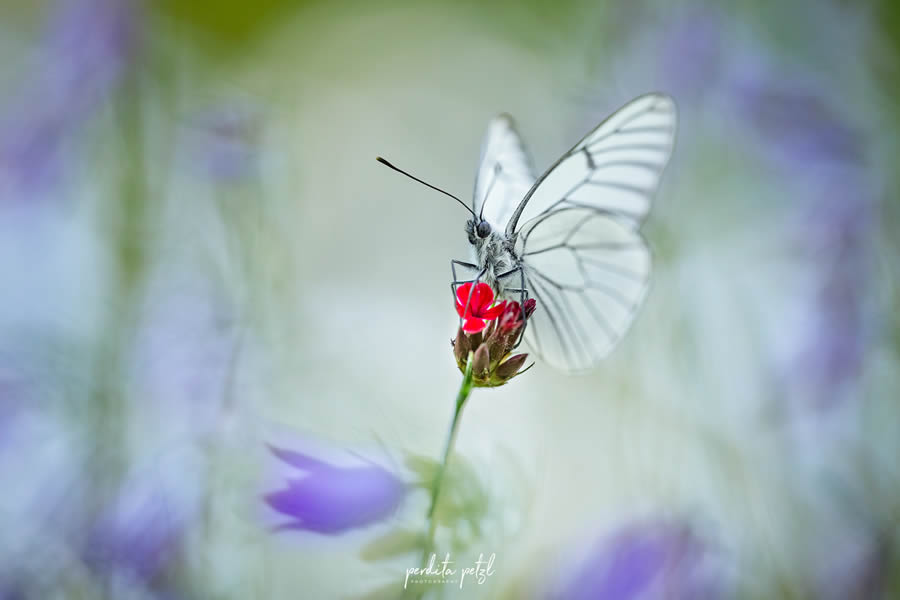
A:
631 3 874 415
0 378 18 445
0 583 25 600
549 521 724 600
0 0 138 197
264 445 407 535
43 0 136 92
130 280 239 443
814 530 888 600
730 74 863 171
180 104 262 182
781 190 870 413
657 8 725 102
82 473 191 582
723 46 873 414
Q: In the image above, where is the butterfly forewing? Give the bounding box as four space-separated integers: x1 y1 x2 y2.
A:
506 94 676 235
515 208 652 371
472 114 535 232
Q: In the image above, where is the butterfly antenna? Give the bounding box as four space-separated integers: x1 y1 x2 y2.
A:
376 156 476 217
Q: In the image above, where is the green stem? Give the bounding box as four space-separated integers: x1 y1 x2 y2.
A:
422 351 475 561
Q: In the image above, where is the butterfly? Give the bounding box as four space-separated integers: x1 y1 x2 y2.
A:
378 93 676 372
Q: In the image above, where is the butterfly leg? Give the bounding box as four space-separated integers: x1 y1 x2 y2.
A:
497 266 529 349
450 259 480 299
450 259 485 330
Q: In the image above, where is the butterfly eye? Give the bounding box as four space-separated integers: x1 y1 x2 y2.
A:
476 221 492 238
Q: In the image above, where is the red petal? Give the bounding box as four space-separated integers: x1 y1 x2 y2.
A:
473 283 494 317
457 282 497 318
498 301 521 330
455 282 474 318
470 283 493 315
462 317 487 334
482 300 507 320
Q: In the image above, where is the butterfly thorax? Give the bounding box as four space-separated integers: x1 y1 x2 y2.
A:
467 219 517 293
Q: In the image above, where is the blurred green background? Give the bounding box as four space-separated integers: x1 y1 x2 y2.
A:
1 0 899 598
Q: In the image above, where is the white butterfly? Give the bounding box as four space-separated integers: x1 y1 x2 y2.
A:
380 93 676 372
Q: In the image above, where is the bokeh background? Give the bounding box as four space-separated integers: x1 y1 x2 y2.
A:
1 0 899 598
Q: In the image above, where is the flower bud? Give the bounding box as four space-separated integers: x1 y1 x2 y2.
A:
494 353 529 381
472 344 491 377
523 298 536 319
453 327 470 364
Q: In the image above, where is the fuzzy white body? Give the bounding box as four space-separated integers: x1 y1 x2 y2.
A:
471 229 518 295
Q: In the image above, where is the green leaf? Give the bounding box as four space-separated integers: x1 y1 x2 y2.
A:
152 0 302 52
404 453 440 488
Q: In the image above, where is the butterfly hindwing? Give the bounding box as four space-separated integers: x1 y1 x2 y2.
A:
515 207 652 371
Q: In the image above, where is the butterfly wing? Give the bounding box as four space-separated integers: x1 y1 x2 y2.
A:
510 94 676 371
472 114 535 232
515 208 651 371
506 93 676 235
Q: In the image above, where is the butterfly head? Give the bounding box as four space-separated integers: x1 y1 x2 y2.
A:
466 218 492 245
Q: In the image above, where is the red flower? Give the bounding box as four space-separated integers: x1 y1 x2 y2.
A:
453 292 537 387
455 282 507 334
497 298 537 333
452 287 537 387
